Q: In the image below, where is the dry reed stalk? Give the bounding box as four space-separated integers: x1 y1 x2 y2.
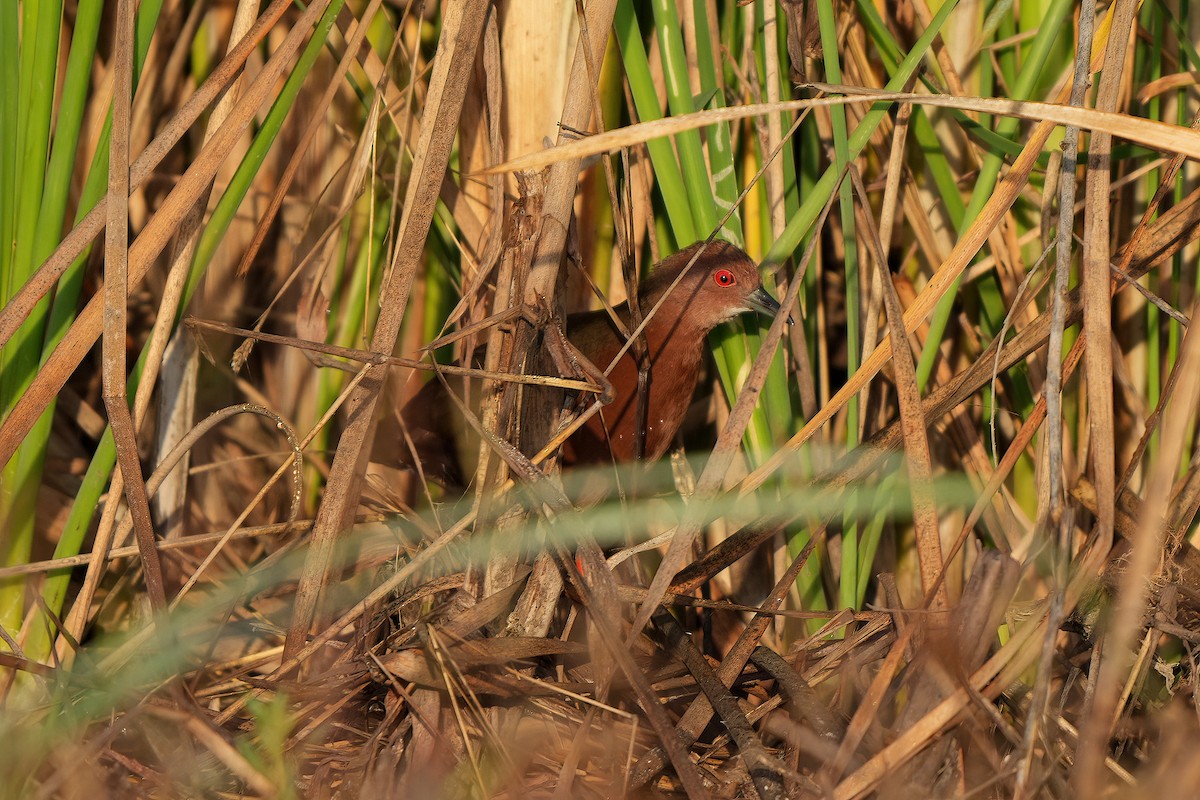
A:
101 0 166 610
850 165 945 608
482 93 1200 177
1076 10 1141 708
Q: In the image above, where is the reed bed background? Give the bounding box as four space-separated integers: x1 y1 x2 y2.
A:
3 0 1200 796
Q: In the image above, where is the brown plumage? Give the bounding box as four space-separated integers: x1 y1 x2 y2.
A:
562 240 780 465
391 240 782 488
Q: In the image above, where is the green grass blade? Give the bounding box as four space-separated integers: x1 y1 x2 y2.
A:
612 0 696 245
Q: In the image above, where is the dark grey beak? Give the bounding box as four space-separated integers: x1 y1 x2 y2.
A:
745 286 793 324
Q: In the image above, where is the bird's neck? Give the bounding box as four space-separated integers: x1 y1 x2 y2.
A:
634 296 712 368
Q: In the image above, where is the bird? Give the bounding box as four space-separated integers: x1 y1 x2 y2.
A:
560 239 782 465
388 239 783 490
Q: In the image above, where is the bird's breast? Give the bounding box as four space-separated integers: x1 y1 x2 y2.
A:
565 318 707 465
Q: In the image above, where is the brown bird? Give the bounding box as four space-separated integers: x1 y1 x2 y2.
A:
391 239 782 488
561 240 782 465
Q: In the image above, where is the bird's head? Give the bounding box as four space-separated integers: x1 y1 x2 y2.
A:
640 240 785 332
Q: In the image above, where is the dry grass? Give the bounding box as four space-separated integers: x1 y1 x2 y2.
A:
5 1 1200 798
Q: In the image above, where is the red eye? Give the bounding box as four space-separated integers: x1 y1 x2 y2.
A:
714 269 736 287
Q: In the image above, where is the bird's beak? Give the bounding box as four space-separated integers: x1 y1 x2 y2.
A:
745 286 792 324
